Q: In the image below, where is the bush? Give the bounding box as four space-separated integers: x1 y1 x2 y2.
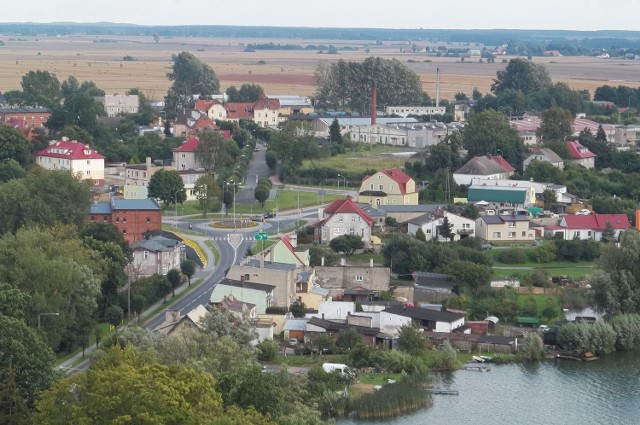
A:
519 332 544 361
558 321 616 356
256 340 278 361
497 249 527 264
431 341 457 370
530 240 556 263
105 305 124 327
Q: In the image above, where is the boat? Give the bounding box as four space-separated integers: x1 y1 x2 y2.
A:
472 356 485 363
479 356 493 362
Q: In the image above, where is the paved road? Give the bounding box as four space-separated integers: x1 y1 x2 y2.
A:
236 144 271 204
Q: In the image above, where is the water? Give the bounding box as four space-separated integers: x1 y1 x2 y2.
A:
340 351 640 425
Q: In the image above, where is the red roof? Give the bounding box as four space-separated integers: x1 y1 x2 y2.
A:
174 137 200 152
37 140 105 160
566 141 596 160
380 168 413 194
252 98 280 110
488 155 516 172
224 102 254 120
562 214 629 230
194 99 221 112
319 196 373 226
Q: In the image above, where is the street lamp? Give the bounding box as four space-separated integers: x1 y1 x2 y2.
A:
226 180 237 231
38 312 59 329
337 174 346 191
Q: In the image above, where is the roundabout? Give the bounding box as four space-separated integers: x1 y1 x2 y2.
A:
208 220 260 230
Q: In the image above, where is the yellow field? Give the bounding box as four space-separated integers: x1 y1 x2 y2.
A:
1 35 639 101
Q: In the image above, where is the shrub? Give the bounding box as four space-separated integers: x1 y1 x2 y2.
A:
519 332 544 361
497 249 527 264
431 341 457 370
256 340 278 361
530 240 556 263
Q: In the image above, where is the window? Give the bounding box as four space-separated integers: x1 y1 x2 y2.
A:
87 160 90 165
115 218 120 223
122 219 127 223
350 228 355 235
370 184 374 190
493 232 501 238
378 175 382 179
122 230 126 235
379 184 384 190
508 222 516 228
143 251 149 259
146 217 151 224
522 231 526 237
508 232 516 238
338 217 343 223
426 229 432 234
244 274 250 280
90 215 95 222
355 276 363 282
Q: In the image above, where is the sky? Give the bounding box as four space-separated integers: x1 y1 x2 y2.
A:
2 0 638 31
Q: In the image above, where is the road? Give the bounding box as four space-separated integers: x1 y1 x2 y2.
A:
236 144 271 204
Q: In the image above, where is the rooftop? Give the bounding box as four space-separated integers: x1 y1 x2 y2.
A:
383 305 465 323
217 278 276 293
37 140 105 160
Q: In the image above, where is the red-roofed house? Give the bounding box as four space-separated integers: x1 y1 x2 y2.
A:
358 168 418 207
488 155 516 173
261 234 310 267
194 99 227 120
194 97 281 128
313 196 374 248
547 213 630 241
566 141 596 168
36 138 105 186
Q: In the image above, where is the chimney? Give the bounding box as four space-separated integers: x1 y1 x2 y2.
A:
321 256 325 266
240 275 245 285
370 258 374 268
289 233 298 248
260 253 265 268
371 82 377 125
436 68 441 107
341 258 346 266
145 157 151 168
269 248 274 263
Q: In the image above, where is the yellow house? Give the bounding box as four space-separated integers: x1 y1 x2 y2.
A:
358 168 418 208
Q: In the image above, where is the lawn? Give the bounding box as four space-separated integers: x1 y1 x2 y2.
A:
300 144 418 175
275 354 349 367
348 252 385 265
358 373 403 386
493 265 595 279
516 294 558 312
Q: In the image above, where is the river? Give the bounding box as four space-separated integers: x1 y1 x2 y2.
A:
340 350 640 425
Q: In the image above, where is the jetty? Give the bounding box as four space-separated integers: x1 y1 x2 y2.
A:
427 389 459 395
461 365 491 372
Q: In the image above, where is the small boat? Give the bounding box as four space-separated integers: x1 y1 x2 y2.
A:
472 356 485 363
479 356 493 362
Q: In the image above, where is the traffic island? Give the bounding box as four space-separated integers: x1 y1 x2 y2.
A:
209 220 259 229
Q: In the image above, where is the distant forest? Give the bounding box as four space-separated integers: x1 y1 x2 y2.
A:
2 23 640 53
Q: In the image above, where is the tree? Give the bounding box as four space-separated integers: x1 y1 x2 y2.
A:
309 246 340 267
445 260 492 294
336 328 362 352
166 269 182 297
397 324 427 356
201 306 256 346
147 169 185 207
165 52 220 119
265 150 277 170
524 160 563 183
461 109 521 161
195 127 225 171
0 283 30 319
226 83 264 102
538 107 574 143
289 301 306 318
0 365 31 425
415 227 427 243
520 332 544 361
329 234 364 256
256 340 278 361
308 333 335 355
33 345 225 424
0 126 30 166
194 174 221 215
0 314 56 407
328 118 342 144
596 124 608 142
382 234 430 277
20 70 61 108
491 58 552 96
105 305 124 327
424 143 455 174
0 159 25 183
254 184 270 207
438 216 454 241
180 260 196 286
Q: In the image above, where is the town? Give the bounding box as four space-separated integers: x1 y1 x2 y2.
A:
3 20 640 424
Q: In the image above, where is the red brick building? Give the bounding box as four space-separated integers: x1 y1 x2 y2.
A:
88 198 162 243
0 107 51 129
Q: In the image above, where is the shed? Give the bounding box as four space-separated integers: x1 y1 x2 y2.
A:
517 316 539 326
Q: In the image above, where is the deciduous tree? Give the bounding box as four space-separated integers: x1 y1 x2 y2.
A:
165 52 220 119
148 169 185 207
194 173 221 215
180 260 196 286
329 234 364 256
491 58 552 96
538 107 574 143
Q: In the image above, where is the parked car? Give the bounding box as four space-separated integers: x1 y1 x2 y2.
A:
264 212 276 219
481 244 493 250
250 215 264 222
288 338 298 347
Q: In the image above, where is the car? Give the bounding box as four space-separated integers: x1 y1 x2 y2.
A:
254 147 259 152
575 209 591 215
538 325 550 333
264 212 276 219
250 215 264 222
481 244 493 250
288 338 298 347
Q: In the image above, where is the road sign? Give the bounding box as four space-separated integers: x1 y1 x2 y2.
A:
254 232 268 241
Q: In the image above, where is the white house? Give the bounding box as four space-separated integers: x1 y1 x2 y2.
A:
313 197 373 248
36 138 105 186
406 211 475 241
314 301 356 321
130 235 184 277
95 94 139 117
381 305 465 333
547 213 630 241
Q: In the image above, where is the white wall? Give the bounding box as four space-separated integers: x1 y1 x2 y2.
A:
435 317 465 333
317 301 355 320
379 311 412 328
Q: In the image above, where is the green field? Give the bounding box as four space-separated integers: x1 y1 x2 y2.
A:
300 145 417 175
490 248 596 279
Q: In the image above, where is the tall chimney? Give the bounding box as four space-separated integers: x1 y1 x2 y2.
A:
370 258 374 268
371 83 377 125
260 253 264 268
321 256 325 266
436 68 441 108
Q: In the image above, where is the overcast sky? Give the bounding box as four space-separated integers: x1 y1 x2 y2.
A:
3 0 637 31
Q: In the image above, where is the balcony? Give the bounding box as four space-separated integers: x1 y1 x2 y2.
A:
457 228 474 235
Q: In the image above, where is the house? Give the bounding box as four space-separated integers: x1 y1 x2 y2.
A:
378 204 446 224
155 305 208 335
198 97 282 128
406 210 475 241
566 141 596 168
0 106 50 129
385 105 447 118
313 197 373 248
172 110 232 138
475 215 535 242
511 114 616 142
226 260 298 309
124 157 171 199
311 117 418 138
95 94 139 117
130 235 185 277
381 305 465 333
348 121 460 148
412 272 454 304
271 95 314 116
210 277 275 314
523 147 564 171
259 235 309 267
306 316 388 347
294 270 330 310
194 99 228 121
547 213 630 241
453 155 514 185
215 295 257 321
470 178 566 205
283 318 308 342
88 198 162 243
358 168 419 207
468 186 533 209
314 264 390 300
36 138 105 186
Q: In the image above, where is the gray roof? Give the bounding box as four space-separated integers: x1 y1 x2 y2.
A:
89 202 112 214
245 260 297 271
530 148 563 163
217 278 276 293
455 156 509 176
0 106 50 113
479 215 531 224
383 305 464 323
406 213 437 226
378 204 444 213
131 236 179 252
318 117 418 126
283 319 309 331
112 198 161 211
310 285 330 297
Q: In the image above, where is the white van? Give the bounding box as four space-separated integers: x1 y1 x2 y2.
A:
322 363 349 374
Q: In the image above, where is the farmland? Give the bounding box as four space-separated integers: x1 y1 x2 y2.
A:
2 35 640 102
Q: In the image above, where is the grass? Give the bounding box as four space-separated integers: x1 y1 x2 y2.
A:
493 266 595 279
205 240 220 265
250 239 276 254
348 252 385 265
358 373 403 386
300 145 417 175
516 294 559 312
